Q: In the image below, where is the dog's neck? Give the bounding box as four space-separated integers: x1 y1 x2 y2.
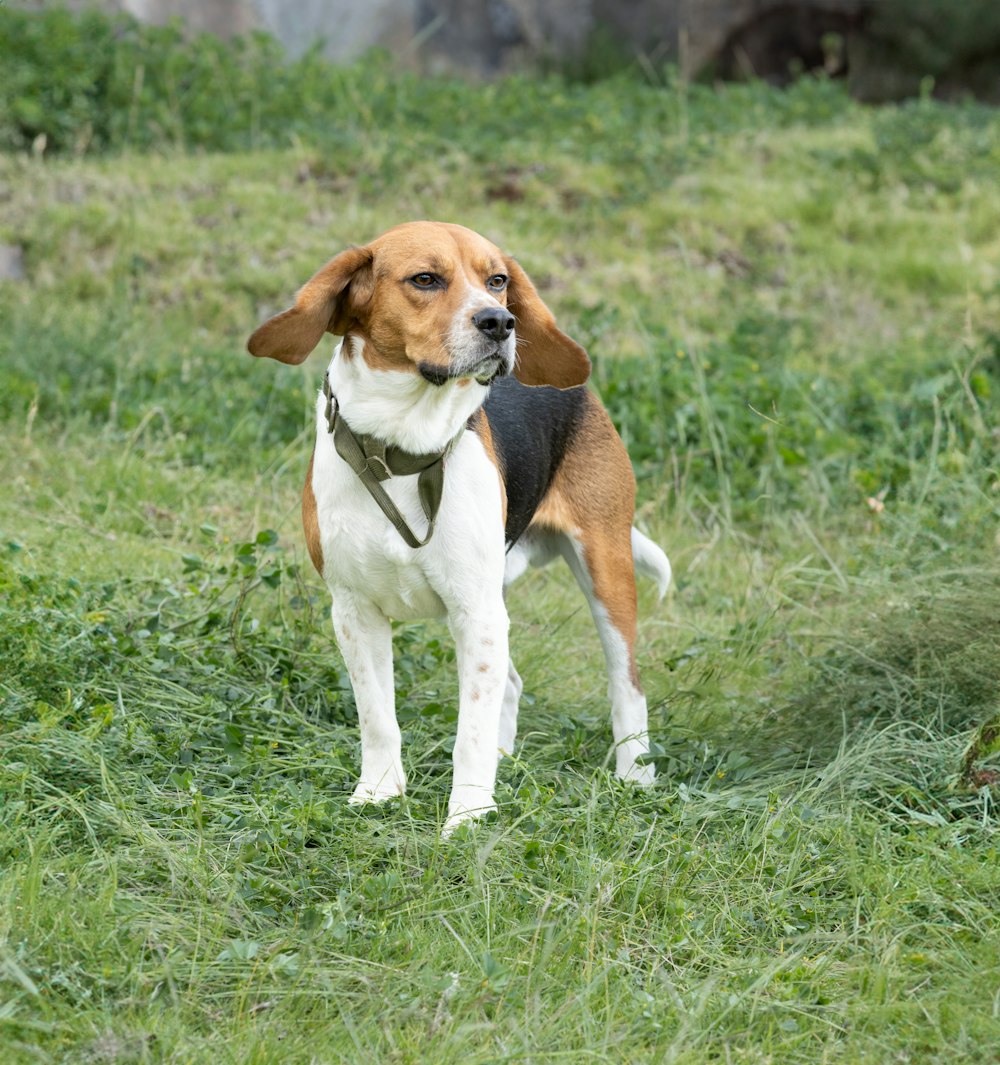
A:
326 337 488 454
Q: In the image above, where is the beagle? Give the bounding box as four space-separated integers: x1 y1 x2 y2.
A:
248 221 671 833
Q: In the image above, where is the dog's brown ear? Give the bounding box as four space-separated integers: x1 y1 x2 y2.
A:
247 245 374 364
504 257 591 388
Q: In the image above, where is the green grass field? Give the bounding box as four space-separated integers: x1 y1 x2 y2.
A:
1 16 1000 1062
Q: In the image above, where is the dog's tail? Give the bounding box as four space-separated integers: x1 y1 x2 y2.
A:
632 528 672 601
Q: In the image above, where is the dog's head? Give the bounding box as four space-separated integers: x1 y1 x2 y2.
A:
247 221 590 389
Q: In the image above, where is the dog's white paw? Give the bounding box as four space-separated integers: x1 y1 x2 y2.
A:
442 790 497 837
616 758 657 788
349 777 405 805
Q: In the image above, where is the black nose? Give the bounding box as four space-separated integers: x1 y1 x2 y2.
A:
472 307 515 341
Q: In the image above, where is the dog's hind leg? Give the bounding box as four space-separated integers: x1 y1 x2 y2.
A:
499 530 558 761
330 594 406 804
498 658 523 757
528 395 658 785
559 527 656 786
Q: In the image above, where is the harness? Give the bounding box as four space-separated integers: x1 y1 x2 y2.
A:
322 374 460 549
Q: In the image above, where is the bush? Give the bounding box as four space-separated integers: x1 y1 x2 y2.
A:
0 7 856 157
855 0 1000 101
0 7 349 154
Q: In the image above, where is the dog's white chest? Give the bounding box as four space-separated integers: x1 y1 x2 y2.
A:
311 458 446 619
309 407 505 622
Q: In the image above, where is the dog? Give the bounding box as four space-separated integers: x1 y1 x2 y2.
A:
248 221 671 832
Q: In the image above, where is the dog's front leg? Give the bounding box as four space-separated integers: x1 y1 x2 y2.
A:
444 599 510 833
330 593 405 804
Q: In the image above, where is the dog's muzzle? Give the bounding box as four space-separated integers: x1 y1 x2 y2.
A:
418 352 512 387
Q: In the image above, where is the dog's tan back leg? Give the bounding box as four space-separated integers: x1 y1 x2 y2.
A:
558 521 655 784
531 397 656 784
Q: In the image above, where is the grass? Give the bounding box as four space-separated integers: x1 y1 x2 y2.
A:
1 16 1000 1062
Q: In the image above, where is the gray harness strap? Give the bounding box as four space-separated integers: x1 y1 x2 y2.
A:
323 374 458 549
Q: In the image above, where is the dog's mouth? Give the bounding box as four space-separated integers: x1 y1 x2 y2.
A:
418 352 512 387
471 354 510 385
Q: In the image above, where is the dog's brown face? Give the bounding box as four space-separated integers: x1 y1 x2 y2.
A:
348 222 515 385
247 221 590 389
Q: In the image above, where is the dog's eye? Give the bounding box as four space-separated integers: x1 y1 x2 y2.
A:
410 273 439 289
487 274 508 291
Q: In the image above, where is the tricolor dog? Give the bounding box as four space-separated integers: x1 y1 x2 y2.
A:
248 221 670 832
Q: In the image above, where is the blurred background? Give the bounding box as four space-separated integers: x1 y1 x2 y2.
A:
5 0 1000 100
9 0 1000 99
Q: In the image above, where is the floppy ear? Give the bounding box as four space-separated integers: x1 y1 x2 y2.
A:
247 245 374 364
505 257 591 388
